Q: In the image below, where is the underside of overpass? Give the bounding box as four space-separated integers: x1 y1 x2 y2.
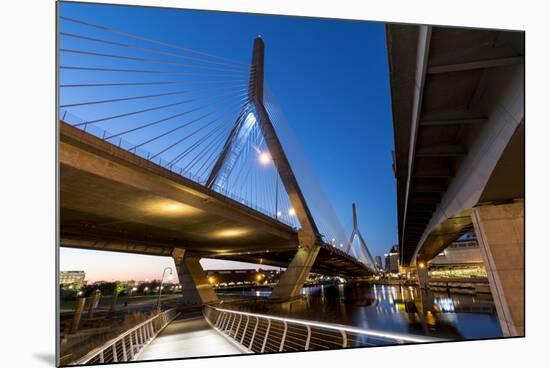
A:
387 25 524 266
60 121 298 255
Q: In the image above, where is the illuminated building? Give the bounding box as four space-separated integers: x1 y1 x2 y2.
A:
60 270 86 287
375 256 383 269
428 232 487 278
384 245 400 273
205 268 279 286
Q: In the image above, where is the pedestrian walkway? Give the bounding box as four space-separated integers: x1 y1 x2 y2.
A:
135 315 246 361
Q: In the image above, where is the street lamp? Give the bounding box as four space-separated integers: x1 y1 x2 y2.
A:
258 151 271 165
156 267 173 312
258 150 281 221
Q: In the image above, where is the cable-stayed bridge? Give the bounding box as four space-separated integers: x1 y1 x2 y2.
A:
58 16 378 303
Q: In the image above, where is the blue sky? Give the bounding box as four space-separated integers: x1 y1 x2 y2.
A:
59 1 396 281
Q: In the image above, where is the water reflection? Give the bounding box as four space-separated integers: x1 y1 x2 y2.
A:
227 283 502 340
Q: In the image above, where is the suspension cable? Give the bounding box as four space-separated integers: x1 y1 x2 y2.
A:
60 16 249 67
61 32 249 70
60 65 244 77
60 48 247 74
61 84 246 108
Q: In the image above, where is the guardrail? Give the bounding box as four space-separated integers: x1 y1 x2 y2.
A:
73 308 179 365
204 305 440 353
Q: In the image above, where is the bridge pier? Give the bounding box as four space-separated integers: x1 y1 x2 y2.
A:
416 262 429 290
172 249 218 307
269 245 320 301
471 200 524 337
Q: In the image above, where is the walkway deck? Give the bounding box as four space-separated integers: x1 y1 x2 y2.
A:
135 315 246 361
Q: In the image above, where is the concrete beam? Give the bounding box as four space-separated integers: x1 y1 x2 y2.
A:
471 201 524 337
411 183 446 193
427 56 524 74
60 237 174 257
415 144 466 158
401 25 432 259
414 168 454 178
420 117 487 127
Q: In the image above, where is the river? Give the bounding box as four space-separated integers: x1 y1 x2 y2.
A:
219 283 503 340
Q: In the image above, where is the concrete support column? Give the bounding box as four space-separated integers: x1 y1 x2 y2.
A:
269 245 320 301
110 287 120 315
471 200 524 337
87 290 100 319
70 297 86 334
417 263 429 289
172 248 218 307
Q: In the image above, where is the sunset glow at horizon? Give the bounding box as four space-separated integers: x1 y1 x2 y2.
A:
60 248 279 283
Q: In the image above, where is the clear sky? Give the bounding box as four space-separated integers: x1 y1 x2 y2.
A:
59 1 397 282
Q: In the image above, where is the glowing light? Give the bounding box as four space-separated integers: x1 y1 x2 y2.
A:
208 277 215 284
276 211 282 217
288 208 296 216
144 199 199 216
259 151 271 165
214 228 250 238
418 261 426 269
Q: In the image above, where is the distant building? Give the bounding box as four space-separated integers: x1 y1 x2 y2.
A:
205 268 279 286
384 245 400 273
375 256 383 269
60 270 86 287
429 232 486 278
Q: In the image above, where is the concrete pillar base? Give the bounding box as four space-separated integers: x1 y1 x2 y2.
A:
172 249 218 307
269 245 320 301
417 264 429 289
471 200 524 337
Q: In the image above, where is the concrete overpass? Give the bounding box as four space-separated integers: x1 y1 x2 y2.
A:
60 121 372 305
387 24 524 336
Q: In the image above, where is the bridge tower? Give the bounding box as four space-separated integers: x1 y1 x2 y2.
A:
207 37 323 300
346 203 378 272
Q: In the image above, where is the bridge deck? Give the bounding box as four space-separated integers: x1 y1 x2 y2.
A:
60 121 374 276
136 315 245 361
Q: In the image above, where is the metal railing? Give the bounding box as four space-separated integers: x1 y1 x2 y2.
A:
59 109 300 230
73 308 179 365
204 305 440 353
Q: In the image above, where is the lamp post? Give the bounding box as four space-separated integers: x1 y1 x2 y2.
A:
156 267 173 312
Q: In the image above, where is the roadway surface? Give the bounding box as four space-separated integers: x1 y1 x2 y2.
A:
135 315 245 361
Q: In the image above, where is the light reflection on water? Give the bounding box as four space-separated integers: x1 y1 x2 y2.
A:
223 283 503 340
